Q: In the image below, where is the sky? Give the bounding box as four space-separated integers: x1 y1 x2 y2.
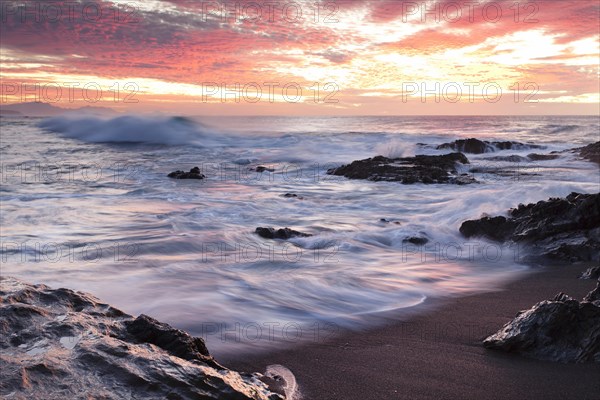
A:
1 0 599 115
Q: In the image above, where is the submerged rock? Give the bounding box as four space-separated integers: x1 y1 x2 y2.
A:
282 193 303 199
482 152 559 162
402 236 429 245
483 283 600 363
0 277 284 400
577 141 600 165
459 192 600 262
436 138 543 154
527 153 560 161
379 218 401 225
580 266 600 280
327 153 474 184
484 155 529 162
255 227 312 240
168 167 205 179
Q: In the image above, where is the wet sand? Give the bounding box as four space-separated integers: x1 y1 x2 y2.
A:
225 263 600 400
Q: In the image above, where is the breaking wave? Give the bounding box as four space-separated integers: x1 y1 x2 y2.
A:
38 115 223 146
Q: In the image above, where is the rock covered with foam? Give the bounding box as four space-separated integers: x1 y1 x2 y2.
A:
460 192 600 262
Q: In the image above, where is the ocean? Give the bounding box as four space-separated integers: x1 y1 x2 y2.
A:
1 115 598 356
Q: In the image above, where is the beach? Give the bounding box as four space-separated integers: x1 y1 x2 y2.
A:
226 263 600 400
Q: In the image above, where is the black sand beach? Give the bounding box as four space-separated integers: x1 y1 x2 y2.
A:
226 263 600 400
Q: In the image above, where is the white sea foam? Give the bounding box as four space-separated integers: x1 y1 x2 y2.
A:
2 115 598 355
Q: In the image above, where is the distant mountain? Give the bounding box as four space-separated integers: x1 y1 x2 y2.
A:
0 102 117 117
0 109 22 116
63 105 118 117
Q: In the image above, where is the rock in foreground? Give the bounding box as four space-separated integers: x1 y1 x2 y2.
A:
168 167 205 179
459 192 600 261
580 266 600 280
483 282 600 363
0 277 284 400
577 141 600 165
327 153 474 184
255 227 312 240
436 138 543 154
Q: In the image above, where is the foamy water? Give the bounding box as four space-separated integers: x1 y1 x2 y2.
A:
1 115 598 355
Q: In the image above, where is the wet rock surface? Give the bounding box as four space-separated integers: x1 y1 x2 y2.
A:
282 193 303 199
584 281 600 303
577 141 600 165
483 283 600 363
580 266 600 280
255 227 312 240
168 167 205 179
460 192 600 261
0 277 284 400
327 153 474 184
526 153 560 161
484 153 560 162
436 138 543 154
402 236 429 245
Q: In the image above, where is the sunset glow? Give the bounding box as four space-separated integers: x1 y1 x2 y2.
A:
1 0 599 114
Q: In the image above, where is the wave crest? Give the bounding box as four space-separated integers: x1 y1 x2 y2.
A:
38 115 220 146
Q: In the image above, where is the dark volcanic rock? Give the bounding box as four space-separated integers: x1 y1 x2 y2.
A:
483 285 600 363
168 167 205 179
256 166 275 173
580 266 600 280
578 142 600 165
255 227 312 239
460 192 600 261
527 153 560 161
126 314 215 367
459 216 516 242
0 277 283 400
402 236 429 245
283 193 303 199
484 155 529 162
327 153 474 184
584 281 600 303
437 138 543 154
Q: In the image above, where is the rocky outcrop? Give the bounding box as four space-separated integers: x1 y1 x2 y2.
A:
282 193 303 199
459 216 515 242
580 266 600 280
527 153 560 161
577 142 600 165
584 281 600 302
459 192 600 262
326 153 475 184
255 227 312 240
0 277 284 400
483 155 528 162
402 236 429 245
483 282 600 363
168 167 205 179
485 153 560 162
436 138 543 154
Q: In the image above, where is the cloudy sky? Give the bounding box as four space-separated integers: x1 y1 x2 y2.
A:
1 0 599 114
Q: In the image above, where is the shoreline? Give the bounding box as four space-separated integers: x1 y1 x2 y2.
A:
224 263 600 400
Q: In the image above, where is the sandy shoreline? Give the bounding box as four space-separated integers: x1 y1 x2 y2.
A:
224 263 600 400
